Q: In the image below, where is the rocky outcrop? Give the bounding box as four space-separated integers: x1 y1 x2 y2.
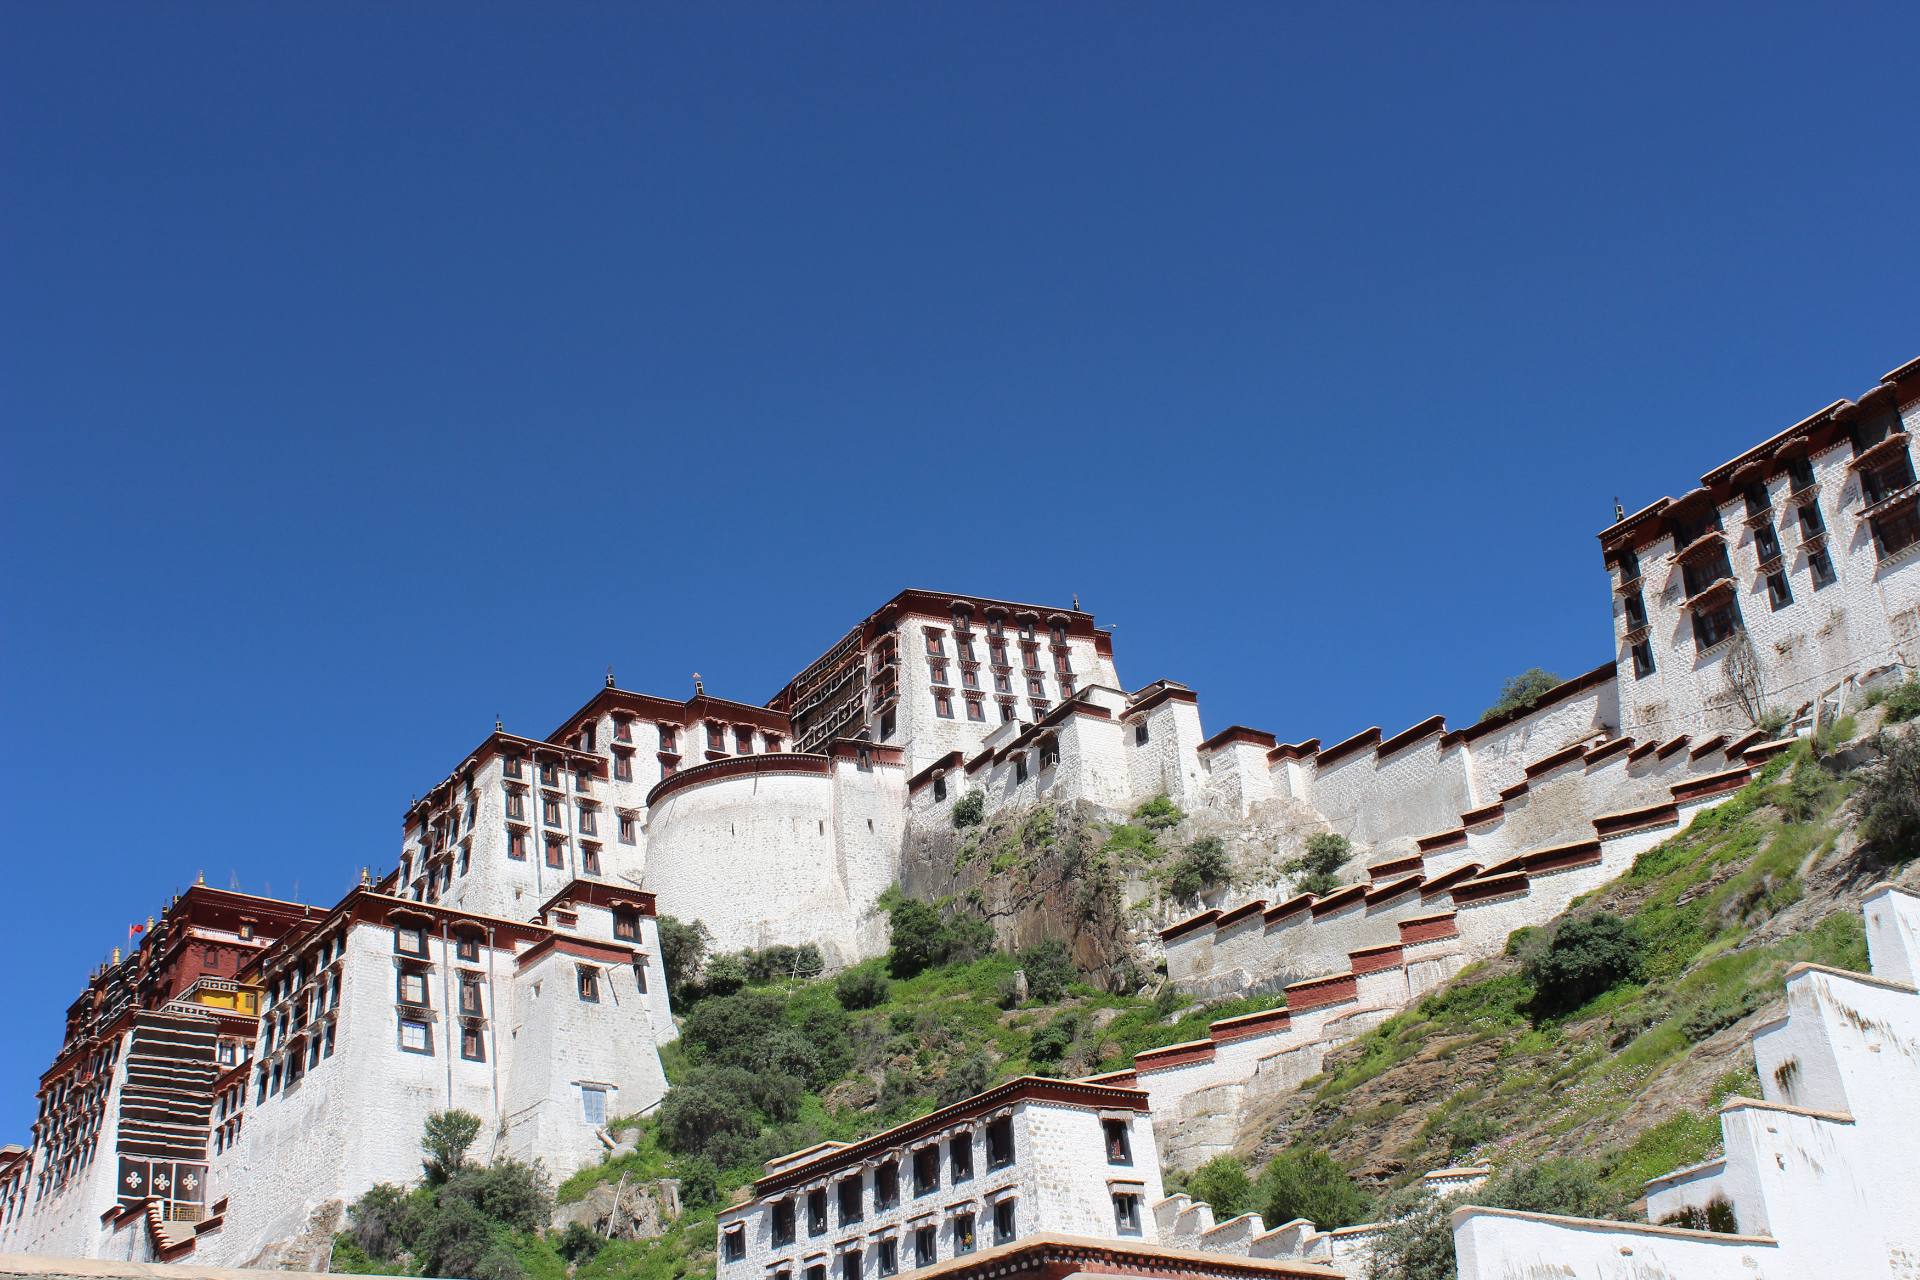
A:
899 795 1334 991
549 1178 681 1242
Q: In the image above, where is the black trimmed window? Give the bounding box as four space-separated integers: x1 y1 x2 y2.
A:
912 1146 939 1196
461 1026 485 1062
577 965 600 1002
1104 1119 1133 1164
398 1019 432 1055
948 1132 973 1182
397 971 429 1007
986 1115 1014 1168
993 1198 1015 1244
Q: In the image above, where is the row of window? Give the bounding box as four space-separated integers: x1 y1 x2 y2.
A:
580 717 786 757
768 1117 1132 1249
932 692 1053 724
737 1201 1023 1276
503 756 597 791
1614 469 1843 676
505 787 628 837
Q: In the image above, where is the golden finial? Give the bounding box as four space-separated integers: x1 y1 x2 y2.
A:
196 870 206 887
360 867 371 887
146 916 154 932
112 947 121 965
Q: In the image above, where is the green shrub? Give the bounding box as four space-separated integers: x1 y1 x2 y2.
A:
1017 940 1077 1003
938 1050 993 1104
1186 1155 1256 1219
656 915 711 1007
1134 794 1184 829
1481 1156 1621 1218
1363 1190 1454 1280
835 966 890 1010
1525 913 1643 1015
887 897 995 978
1480 667 1561 722
1775 759 1834 823
422 1109 482 1183
952 791 986 829
341 1118 554 1280
1860 732 1920 863
701 952 748 997
657 1064 800 1166
554 1221 604 1264
1297 870 1340 898
1284 833 1350 895
1167 836 1231 900
742 943 826 982
1815 713 1858 753
1027 1018 1074 1064
1257 1148 1370 1230
345 1182 417 1260
1867 676 1920 723
442 1162 552 1234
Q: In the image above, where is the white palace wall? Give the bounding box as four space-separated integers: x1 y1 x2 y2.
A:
644 754 905 965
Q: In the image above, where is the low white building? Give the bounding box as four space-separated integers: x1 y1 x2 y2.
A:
716 1077 1341 1280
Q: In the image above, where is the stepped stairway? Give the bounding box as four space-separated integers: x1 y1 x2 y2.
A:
116 1009 222 1261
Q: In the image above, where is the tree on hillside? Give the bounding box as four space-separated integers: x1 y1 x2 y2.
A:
422 1109 481 1183
1525 913 1642 1014
1258 1148 1370 1231
1480 668 1561 722
657 915 711 1005
1284 833 1351 898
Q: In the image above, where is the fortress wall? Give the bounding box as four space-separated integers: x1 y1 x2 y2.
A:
1462 672 1618 802
644 767 854 959
1303 724 1470 852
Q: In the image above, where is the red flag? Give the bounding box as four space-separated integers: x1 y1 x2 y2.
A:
128 923 145 940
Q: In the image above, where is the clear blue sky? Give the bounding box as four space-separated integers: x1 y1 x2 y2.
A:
2 3 1915 1138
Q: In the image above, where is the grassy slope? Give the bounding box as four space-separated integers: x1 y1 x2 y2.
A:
1239 744 1906 1212
552 948 1285 1280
